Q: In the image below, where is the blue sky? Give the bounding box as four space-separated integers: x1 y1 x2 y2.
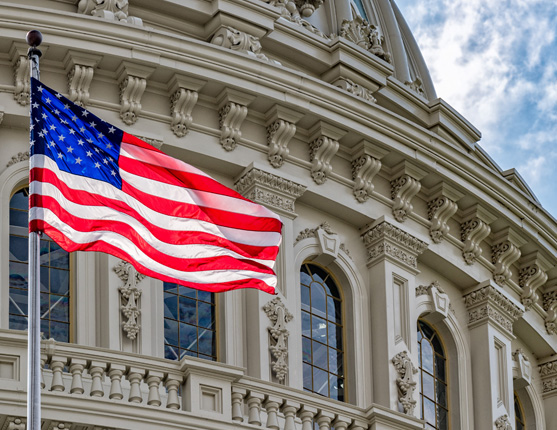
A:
395 0 557 219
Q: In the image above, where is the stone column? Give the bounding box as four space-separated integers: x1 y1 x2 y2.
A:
539 357 557 429
235 163 306 381
360 215 428 414
463 280 524 429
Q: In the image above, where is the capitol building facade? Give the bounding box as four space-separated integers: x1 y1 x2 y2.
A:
0 0 556 429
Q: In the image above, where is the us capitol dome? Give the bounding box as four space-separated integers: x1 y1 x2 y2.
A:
0 0 556 429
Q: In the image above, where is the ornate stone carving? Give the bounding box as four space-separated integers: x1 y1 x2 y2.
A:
263 0 328 38
136 136 164 150
47 423 72 430
77 0 143 25
392 351 418 415
119 76 146 125
67 64 94 107
518 252 551 309
235 165 306 218
13 55 30 106
309 136 339 185
491 228 525 286
512 348 531 387
391 176 421 223
334 78 376 103
295 222 348 265
416 281 450 318
428 197 458 243
219 102 248 151
267 120 296 167
460 205 496 265
294 0 322 17
539 357 557 393
494 415 512 430
2 417 25 430
211 27 278 64
463 283 523 335
263 297 293 382
170 88 198 137
340 16 392 63
295 221 334 242
543 291 557 335
361 218 428 271
6 151 30 167
114 260 145 340
405 77 426 97
351 155 381 202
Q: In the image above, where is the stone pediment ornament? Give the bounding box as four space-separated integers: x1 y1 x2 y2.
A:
114 260 145 340
295 222 352 264
416 281 450 320
512 348 531 387
263 297 293 382
339 16 392 63
392 351 418 415
77 0 143 26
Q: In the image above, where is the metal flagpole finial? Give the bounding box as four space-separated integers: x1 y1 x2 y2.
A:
26 30 43 58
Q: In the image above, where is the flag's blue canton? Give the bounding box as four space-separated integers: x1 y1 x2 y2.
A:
30 77 123 189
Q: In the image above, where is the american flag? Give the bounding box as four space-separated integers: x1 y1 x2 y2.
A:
29 77 282 294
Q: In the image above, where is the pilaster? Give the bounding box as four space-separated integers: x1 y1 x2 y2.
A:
463 280 524 429
360 216 427 414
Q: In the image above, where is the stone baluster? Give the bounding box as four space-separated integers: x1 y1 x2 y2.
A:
40 354 47 389
281 400 300 430
69 358 87 394
231 387 247 422
264 396 282 430
246 391 265 426
50 356 67 392
349 422 367 430
299 406 317 430
108 364 126 400
164 375 182 410
316 411 334 430
89 361 106 397
127 367 145 403
332 416 351 430
146 371 164 406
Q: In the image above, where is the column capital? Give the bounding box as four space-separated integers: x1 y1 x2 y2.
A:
463 280 524 336
539 357 557 397
235 163 306 219
360 216 428 273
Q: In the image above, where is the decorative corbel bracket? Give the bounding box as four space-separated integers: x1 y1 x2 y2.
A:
10 42 33 106
114 260 145 340
460 204 496 265
491 227 526 286
77 0 143 26
217 89 254 151
116 62 154 126
390 161 427 222
263 297 293 382
211 26 279 65
168 75 205 138
234 163 306 219
308 121 345 185
350 140 388 202
543 287 557 335
427 182 463 243
512 348 532 388
392 351 418 415
63 51 102 107
3 417 26 430
518 251 551 309
265 105 304 168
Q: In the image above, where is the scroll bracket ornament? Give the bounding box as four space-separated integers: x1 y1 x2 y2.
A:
350 140 388 203
10 42 33 106
217 89 254 151
77 0 143 26
392 351 418 415
518 251 551 309
491 227 525 286
460 204 496 265
495 415 512 430
168 75 205 138
543 290 557 335
116 62 154 126
265 105 304 168
63 51 102 108
114 260 145 340
339 16 392 63
427 182 463 243
263 297 293 382
308 121 345 185
390 161 427 222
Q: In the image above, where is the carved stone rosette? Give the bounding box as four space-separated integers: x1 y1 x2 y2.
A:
361 219 428 273
235 165 306 218
263 297 293 382
170 88 198 137
77 0 143 26
543 291 557 335
494 415 512 430
351 154 381 202
334 78 376 103
463 284 523 336
539 357 557 395
339 16 392 63
309 136 339 185
114 261 145 340
392 351 418 415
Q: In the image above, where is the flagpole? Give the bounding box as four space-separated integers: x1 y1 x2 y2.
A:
26 29 42 430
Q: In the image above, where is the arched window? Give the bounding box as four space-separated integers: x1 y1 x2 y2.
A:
9 188 71 342
163 283 216 361
515 392 526 430
351 0 368 19
418 320 448 430
300 262 344 401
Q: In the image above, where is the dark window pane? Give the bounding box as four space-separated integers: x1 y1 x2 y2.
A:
198 301 214 329
164 293 178 319
40 292 50 319
327 296 341 322
163 282 178 293
180 322 198 352
310 282 327 318
179 297 197 325
40 319 49 338
10 209 28 228
10 236 28 262
165 344 179 360
329 374 344 401
436 380 447 408
421 339 434 374
324 276 340 298
301 285 310 311
50 295 69 322
303 362 313 391
302 337 312 363
197 290 213 303
164 318 179 346
9 314 28 331
312 340 328 369
437 406 448 430
328 321 342 350
50 269 69 295
40 266 49 292
329 348 343 376
9 262 28 289
198 329 215 356
50 322 69 342
419 321 435 339
9 289 28 316
302 311 311 337
10 190 28 210
50 243 69 269
313 367 329 396
300 271 312 287
435 355 446 381
431 335 443 357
